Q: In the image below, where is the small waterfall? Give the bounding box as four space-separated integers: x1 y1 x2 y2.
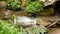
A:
14 16 37 27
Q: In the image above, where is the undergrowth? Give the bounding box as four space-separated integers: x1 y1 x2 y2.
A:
0 20 47 34
5 0 21 10
25 0 43 17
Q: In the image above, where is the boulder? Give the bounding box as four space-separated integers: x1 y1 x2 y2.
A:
41 0 58 7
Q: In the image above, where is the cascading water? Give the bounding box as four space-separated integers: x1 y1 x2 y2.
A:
14 16 37 27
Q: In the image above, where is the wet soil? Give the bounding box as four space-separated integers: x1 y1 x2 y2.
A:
48 26 60 34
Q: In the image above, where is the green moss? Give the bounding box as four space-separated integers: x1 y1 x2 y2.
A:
40 8 54 16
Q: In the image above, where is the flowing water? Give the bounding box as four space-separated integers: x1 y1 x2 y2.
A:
0 7 60 34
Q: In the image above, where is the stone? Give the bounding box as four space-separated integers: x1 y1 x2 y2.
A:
37 17 54 27
41 0 58 7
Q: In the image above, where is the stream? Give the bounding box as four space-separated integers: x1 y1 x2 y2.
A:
0 8 60 34
0 1 60 34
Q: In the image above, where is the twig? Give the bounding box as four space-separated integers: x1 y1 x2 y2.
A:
46 20 60 28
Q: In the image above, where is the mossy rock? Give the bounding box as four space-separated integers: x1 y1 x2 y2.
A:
40 8 54 16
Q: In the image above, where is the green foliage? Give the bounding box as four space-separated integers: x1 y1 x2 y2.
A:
0 0 6 1
5 0 21 10
0 0 2 1
24 26 47 34
0 20 47 34
25 0 43 17
0 20 20 34
0 0 4 1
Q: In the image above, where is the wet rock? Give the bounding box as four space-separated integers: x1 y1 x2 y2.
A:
13 16 52 27
48 27 60 34
37 16 60 28
41 0 57 7
37 17 54 27
40 8 54 16
13 16 60 28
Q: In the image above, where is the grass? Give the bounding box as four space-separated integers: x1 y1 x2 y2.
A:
0 20 47 34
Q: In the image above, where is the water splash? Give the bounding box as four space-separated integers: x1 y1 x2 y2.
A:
14 16 37 27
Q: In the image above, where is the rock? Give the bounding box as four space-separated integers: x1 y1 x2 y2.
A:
41 0 58 7
37 17 54 27
13 16 59 28
40 8 54 16
48 27 60 34
37 16 60 28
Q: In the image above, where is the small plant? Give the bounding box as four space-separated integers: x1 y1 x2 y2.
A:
25 0 43 17
0 20 20 34
0 20 47 34
5 0 21 10
24 26 47 34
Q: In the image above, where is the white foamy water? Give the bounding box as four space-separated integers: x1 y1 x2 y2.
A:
14 16 36 27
